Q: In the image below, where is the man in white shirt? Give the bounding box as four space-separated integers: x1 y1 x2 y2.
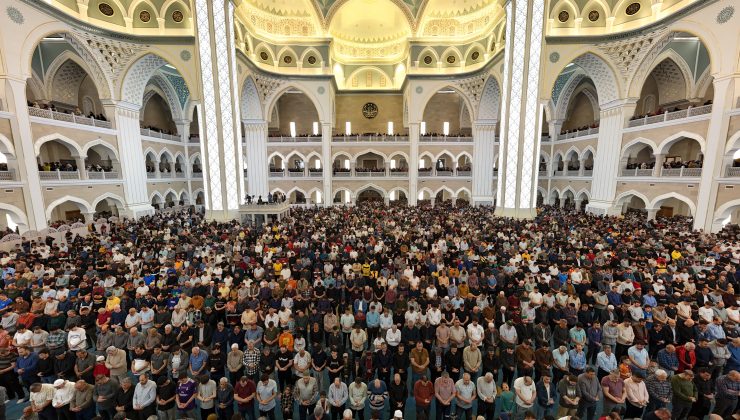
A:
513 376 537 417
52 379 76 419
133 372 157 419
466 320 484 347
386 325 402 349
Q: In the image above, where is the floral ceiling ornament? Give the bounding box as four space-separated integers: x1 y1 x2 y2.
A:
6 6 24 24
717 6 734 24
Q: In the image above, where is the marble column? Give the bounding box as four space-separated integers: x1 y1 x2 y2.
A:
472 122 497 205
103 101 155 218
243 121 269 201
408 122 420 205
321 122 332 207
585 100 636 215
694 75 737 231
193 0 244 220
3 78 46 230
652 154 665 177
495 0 545 219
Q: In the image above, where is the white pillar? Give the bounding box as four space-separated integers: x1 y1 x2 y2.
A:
76 156 87 179
243 121 269 201
495 0 545 219
175 119 191 142
646 207 660 221
585 101 636 216
321 122 332 207
653 154 665 177
472 122 496 205
104 102 155 218
694 75 737 231
3 78 47 230
193 0 243 221
408 122 420 205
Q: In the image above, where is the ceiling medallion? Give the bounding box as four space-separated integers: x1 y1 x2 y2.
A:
415 86 423 94
317 86 325 95
423 55 432 65
283 56 292 64
6 6 24 24
549 52 560 63
259 51 269 61
180 50 192 62
172 10 184 22
446 56 456 64
307 56 317 65
362 103 378 119
471 51 480 60
717 6 734 24
625 3 641 15
139 10 151 22
558 11 569 22
99 3 115 16
588 10 600 21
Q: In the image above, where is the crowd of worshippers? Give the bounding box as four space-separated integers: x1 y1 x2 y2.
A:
0 204 739 420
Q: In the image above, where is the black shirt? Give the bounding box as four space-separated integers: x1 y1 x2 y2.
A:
157 381 177 410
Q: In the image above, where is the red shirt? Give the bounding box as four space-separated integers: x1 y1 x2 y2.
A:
234 379 256 408
413 380 435 407
93 363 110 378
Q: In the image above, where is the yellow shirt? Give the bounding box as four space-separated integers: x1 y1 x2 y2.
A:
105 296 120 311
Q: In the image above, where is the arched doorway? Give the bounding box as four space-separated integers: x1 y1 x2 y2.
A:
357 189 383 203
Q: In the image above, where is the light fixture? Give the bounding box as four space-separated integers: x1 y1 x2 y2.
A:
345 122 351 136
420 121 426 135
312 122 319 136
387 121 394 135
290 122 296 138
443 122 450 136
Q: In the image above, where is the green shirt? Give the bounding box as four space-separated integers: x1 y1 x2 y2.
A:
671 375 697 403
499 390 515 412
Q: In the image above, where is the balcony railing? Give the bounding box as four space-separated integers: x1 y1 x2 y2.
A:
418 169 433 176
661 167 702 177
39 170 80 180
268 136 321 143
555 127 599 140
86 171 120 180
726 166 740 177
554 170 565 176
333 170 352 177
456 170 471 177
627 105 712 128
538 170 548 177
355 170 387 177
583 170 593 177
436 170 454 176
308 170 323 177
269 170 285 177
28 107 112 129
140 128 181 142
0 170 16 181
332 135 408 142
287 170 305 177
419 135 473 142
620 168 655 177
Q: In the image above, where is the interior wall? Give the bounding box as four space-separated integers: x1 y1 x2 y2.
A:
49 202 83 222
638 75 659 114
422 93 470 135
335 94 404 135
77 76 104 116
275 93 320 135
39 142 73 163
142 95 177 133
563 92 595 131
666 140 702 160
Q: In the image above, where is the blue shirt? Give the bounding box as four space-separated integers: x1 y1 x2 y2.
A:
596 351 617 373
14 352 38 381
643 295 657 307
189 351 208 373
366 311 380 328
627 346 649 367
568 349 586 370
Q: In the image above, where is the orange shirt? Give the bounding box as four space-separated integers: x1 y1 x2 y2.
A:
278 331 294 351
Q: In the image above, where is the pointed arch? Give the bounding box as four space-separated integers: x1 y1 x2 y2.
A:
34 134 83 157
580 146 596 161
650 192 696 216
81 139 120 162
0 134 16 157
91 192 126 210
144 73 184 121
159 0 191 23
45 196 93 221
548 50 620 107
43 50 108 105
656 131 706 156
353 149 389 162
614 190 650 208
128 0 161 20
299 48 323 67
388 151 411 162
564 146 581 161
240 74 263 120
579 0 611 20
143 147 159 161
464 43 486 65
621 138 658 157
478 75 502 121
277 47 299 67
417 47 439 67
440 47 463 67
331 151 353 162
254 43 276 63
189 152 202 164
434 185 456 197
355 183 388 198
263 83 325 125
561 186 577 197
576 188 591 201
119 52 193 109
0 203 29 232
